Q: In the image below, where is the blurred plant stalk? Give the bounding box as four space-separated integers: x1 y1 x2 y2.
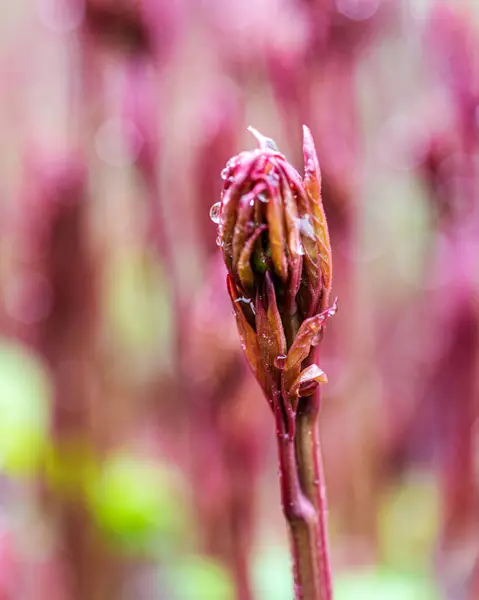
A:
213 126 335 600
5 152 117 600
421 6 479 598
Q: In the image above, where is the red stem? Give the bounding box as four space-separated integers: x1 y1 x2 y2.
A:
274 384 333 600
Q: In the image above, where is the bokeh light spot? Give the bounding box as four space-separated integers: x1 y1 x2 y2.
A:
95 118 143 168
0 343 51 475
335 0 380 21
35 0 85 33
4 272 53 325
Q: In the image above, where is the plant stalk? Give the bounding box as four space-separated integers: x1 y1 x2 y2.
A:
274 384 333 600
296 391 333 600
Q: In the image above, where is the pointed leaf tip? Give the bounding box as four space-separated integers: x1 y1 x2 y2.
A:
247 126 278 151
302 124 321 184
296 364 328 397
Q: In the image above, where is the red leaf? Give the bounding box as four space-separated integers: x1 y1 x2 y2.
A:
227 275 270 397
290 364 328 405
266 184 288 282
237 225 267 293
282 301 337 399
302 124 332 306
255 272 287 379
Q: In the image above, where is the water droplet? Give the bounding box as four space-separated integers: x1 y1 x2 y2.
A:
216 236 223 247
249 199 254 206
274 355 287 368
258 193 268 203
297 243 305 256
297 215 315 239
209 202 221 224
234 296 256 315
268 171 280 186
221 167 229 180
265 137 278 151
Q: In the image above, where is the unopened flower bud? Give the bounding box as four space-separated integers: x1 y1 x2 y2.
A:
212 126 335 416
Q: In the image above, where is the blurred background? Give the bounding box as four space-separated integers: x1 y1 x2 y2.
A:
0 0 478 598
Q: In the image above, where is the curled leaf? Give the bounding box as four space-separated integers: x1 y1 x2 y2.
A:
237 225 267 293
302 125 332 305
255 273 287 380
227 275 270 398
282 301 337 398
281 172 302 313
266 185 288 282
221 160 256 266
290 364 328 405
232 192 255 270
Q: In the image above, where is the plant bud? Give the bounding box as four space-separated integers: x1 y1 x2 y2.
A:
212 126 335 413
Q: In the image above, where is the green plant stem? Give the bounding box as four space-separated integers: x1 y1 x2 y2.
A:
274 387 333 600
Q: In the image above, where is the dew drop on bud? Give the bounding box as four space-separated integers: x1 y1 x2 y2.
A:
221 167 229 180
209 202 221 223
234 296 256 315
258 193 268 203
216 236 223 247
298 215 315 240
274 355 287 368
297 243 305 256
269 171 280 185
249 199 254 206
265 137 278 151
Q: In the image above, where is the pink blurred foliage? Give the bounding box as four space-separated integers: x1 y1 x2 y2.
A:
1 0 479 599
7 151 118 600
369 4 479 597
82 0 184 60
420 8 479 595
192 80 245 257
267 0 394 209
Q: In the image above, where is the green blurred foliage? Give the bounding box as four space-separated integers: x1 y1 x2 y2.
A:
253 547 293 600
0 341 50 475
86 452 188 555
378 473 440 572
252 545 438 599
361 173 431 303
335 569 437 600
104 251 171 363
44 438 97 497
168 555 235 600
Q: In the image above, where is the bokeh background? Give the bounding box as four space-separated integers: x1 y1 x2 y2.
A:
0 0 478 598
